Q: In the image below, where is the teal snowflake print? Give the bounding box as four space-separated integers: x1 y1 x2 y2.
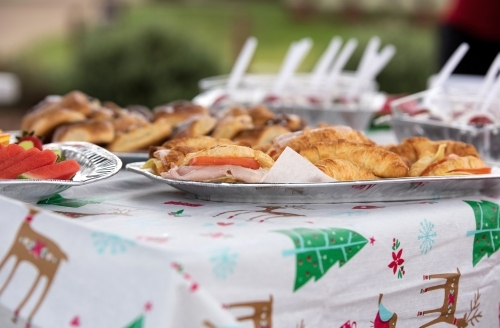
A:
418 219 437 255
92 232 135 255
210 248 238 280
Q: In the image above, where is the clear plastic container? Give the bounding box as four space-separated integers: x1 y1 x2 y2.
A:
390 91 500 161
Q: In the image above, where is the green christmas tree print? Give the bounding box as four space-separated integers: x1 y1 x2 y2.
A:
275 227 368 291
37 194 103 208
464 200 500 266
124 315 144 328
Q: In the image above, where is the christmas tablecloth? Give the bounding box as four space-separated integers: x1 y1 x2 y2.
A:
1 139 500 327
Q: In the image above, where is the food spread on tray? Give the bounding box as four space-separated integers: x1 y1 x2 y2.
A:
20 91 306 153
0 131 80 181
143 125 491 183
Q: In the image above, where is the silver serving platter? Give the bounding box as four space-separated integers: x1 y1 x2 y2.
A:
0 142 122 203
126 162 500 204
8 131 147 166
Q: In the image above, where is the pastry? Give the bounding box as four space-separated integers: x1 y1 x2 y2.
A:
107 118 172 152
315 158 378 181
52 120 115 144
233 125 290 147
171 115 217 139
211 114 254 139
153 101 209 127
300 140 409 178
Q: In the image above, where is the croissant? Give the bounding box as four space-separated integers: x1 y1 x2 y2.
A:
161 135 234 150
388 137 480 166
269 126 375 160
171 115 217 139
300 140 409 178
315 159 377 181
154 146 198 169
247 105 275 126
211 114 254 139
233 125 290 147
422 156 488 176
408 144 446 177
107 118 172 152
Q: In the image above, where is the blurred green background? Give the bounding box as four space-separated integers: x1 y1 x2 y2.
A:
0 0 440 128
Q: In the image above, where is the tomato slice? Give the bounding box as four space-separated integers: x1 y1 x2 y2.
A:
451 167 492 174
189 156 260 169
421 154 459 176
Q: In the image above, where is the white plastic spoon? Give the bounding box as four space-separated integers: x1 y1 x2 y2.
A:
226 37 258 94
325 38 358 90
272 38 313 95
424 43 469 109
310 37 342 90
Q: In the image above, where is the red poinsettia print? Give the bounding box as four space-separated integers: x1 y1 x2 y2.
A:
388 249 404 274
388 238 406 279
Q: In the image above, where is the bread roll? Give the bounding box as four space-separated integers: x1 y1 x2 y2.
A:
58 91 94 116
269 113 306 132
211 114 254 139
88 107 116 121
300 140 409 178
21 105 87 137
248 105 275 126
52 120 115 144
233 125 290 147
315 159 377 181
153 101 208 127
171 115 217 139
107 118 172 152
113 109 150 134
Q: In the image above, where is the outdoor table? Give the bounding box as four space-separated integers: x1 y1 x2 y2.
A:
1 133 499 328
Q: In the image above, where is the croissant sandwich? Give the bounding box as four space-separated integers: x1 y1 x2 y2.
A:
160 145 274 183
409 143 490 176
300 140 409 178
386 137 479 166
268 126 375 160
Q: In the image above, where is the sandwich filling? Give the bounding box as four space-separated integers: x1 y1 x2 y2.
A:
160 145 274 183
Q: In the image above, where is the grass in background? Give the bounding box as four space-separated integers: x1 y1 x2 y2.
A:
9 2 436 105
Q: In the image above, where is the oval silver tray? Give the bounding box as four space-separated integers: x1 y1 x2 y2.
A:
126 162 500 204
0 142 122 203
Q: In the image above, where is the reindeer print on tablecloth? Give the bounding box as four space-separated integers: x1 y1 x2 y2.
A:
372 294 398 328
214 206 305 222
204 295 273 328
417 268 482 327
0 208 68 327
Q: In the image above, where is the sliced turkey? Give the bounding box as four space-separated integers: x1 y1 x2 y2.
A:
161 165 268 183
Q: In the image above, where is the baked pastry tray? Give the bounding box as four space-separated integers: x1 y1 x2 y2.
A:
126 162 500 204
0 142 122 203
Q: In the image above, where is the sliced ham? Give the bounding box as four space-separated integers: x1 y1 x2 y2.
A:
161 165 268 183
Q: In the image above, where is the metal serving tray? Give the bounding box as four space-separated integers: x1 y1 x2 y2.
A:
8 131 147 166
0 142 122 203
390 92 500 161
126 162 500 204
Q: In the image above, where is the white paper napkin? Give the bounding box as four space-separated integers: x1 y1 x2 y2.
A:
263 147 337 183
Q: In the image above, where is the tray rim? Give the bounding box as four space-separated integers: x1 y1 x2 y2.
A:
7 130 147 165
125 161 500 189
0 141 122 186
